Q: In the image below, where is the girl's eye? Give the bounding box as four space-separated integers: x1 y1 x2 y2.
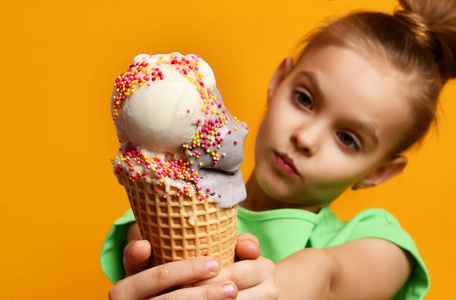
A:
295 91 313 110
337 132 360 151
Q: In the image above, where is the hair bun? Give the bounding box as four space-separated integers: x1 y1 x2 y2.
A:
397 0 456 82
394 10 431 47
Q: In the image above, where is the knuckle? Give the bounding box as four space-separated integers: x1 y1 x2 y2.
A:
124 261 145 277
263 257 276 273
205 283 225 300
153 264 171 283
237 232 259 246
268 272 280 299
259 258 278 298
108 283 126 300
259 281 279 299
227 264 239 283
123 240 136 257
191 258 204 278
205 285 218 299
267 284 280 299
245 232 260 244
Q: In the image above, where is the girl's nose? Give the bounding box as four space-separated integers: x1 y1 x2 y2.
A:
291 122 324 156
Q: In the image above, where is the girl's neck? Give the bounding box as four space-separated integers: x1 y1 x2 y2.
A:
242 173 324 213
242 175 276 211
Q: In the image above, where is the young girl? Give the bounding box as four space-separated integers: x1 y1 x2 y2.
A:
101 0 456 298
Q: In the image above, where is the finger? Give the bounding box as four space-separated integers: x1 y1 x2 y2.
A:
194 257 274 290
236 280 279 300
123 240 152 276
151 281 238 300
110 256 221 300
236 233 261 260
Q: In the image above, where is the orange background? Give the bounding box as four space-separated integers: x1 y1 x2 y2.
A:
2 0 455 298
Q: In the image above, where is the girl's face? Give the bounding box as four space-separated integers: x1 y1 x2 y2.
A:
254 45 411 208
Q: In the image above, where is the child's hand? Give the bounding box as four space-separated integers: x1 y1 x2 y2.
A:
109 256 238 300
191 233 279 300
122 224 264 276
117 228 271 299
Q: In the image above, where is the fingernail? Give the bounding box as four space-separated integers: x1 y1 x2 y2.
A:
222 282 236 298
206 258 219 272
127 240 140 254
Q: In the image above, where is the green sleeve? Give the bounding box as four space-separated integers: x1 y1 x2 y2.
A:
323 209 430 300
100 209 135 283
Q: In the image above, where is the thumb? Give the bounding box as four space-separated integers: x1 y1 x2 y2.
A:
235 233 261 260
123 240 152 277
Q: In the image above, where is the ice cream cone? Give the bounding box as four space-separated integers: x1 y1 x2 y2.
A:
117 167 238 267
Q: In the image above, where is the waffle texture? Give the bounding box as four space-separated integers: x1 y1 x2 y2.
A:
117 168 238 266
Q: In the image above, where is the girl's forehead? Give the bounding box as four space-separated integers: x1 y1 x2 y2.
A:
296 45 398 78
294 45 408 102
292 46 412 148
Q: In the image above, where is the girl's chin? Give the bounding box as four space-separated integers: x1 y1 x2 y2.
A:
259 178 299 201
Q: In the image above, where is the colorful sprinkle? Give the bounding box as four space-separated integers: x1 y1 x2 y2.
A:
112 53 249 204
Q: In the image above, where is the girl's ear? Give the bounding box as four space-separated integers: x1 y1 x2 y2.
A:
267 57 294 104
354 156 408 189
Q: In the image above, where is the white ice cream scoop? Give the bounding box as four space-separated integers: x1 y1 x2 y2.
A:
111 53 216 154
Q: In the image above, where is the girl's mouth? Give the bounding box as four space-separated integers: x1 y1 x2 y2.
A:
273 152 300 177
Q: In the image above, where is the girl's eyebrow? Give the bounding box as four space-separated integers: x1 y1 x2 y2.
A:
298 71 323 100
356 123 379 146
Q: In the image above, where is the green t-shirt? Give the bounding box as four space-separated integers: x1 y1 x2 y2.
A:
100 206 429 299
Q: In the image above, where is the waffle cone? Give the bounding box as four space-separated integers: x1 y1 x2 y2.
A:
117 168 238 267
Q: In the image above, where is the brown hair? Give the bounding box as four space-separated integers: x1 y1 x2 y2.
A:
298 0 456 154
